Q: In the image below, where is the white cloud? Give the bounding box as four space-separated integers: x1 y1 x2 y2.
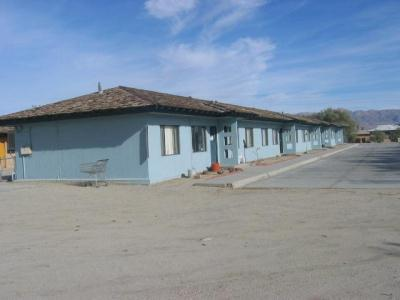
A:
144 0 267 36
157 38 275 100
144 0 197 18
202 0 267 40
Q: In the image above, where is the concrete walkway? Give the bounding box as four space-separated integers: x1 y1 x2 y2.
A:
194 144 358 188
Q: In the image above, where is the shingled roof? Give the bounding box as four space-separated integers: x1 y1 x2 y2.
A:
0 86 332 126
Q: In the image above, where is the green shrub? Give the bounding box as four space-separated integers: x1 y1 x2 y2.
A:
370 131 386 143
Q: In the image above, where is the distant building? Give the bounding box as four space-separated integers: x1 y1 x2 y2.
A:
355 130 371 143
369 124 400 143
370 124 400 132
0 126 15 175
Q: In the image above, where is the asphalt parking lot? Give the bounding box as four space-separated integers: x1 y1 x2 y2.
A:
1 143 400 299
246 143 400 189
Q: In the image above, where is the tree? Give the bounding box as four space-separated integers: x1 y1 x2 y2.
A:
389 130 400 142
370 131 386 143
311 108 358 142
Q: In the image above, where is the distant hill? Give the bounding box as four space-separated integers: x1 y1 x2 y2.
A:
351 109 400 130
297 109 400 130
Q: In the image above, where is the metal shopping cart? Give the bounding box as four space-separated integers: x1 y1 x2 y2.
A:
79 159 109 187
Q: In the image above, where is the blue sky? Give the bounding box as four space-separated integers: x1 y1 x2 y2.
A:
0 0 399 115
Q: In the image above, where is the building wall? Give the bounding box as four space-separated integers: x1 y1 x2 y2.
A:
12 111 345 184
329 127 337 147
282 124 297 155
335 128 344 144
146 113 218 184
15 114 150 183
321 127 338 147
311 127 323 150
237 120 285 163
294 125 313 153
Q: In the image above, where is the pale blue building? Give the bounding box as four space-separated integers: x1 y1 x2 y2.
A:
0 86 344 184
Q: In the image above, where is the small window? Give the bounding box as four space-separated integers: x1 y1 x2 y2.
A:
224 136 232 145
272 129 279 145
192 126 207 152
224 126 231 133
261 128 268 146
161 126 180 156
224 149 233 159
7 132 15 153
244 128 254 148
296 130 299 143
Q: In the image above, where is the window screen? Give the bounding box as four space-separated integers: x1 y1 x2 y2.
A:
192 126 207 152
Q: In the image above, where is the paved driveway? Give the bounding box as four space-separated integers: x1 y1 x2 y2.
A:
246 143 400 189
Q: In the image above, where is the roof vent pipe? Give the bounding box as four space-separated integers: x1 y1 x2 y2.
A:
98 82 103 94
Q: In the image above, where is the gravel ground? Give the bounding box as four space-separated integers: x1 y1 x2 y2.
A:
1 180 400 299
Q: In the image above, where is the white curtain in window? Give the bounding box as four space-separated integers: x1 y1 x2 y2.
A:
164 126 175 155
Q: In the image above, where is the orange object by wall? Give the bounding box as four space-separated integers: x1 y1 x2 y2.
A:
0 137 7 168
211 162 221 172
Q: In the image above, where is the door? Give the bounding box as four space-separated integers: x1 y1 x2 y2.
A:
279 129 284 154
0 136 6 169
210 126 218 163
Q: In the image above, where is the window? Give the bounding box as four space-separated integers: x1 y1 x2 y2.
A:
296 129 299 143
244 128 254 148
272 129 279 145
261 128 268 146
224 149 233 159
161 126 180 156
7 132 15 153
224 136 232 145
303 130 310 142
192 126 207 152
285 130 292 143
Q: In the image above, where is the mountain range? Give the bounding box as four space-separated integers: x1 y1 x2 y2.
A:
351 109 400 130
298 109 400 130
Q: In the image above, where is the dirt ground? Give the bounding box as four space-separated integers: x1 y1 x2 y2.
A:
1 180 400 299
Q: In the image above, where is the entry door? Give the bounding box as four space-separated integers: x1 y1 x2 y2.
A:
210 126 218 163
0 137 6 169
279 129 284 154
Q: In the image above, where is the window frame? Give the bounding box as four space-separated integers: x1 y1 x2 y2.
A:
272 129 279 145
160 125 180 156
191 126 207 153
285 130 292 143
261 128 269 146
244 128 254 148
7 132 15 153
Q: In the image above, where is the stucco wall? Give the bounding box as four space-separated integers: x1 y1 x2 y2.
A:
310 127 322 150
294 125 313 153
146 113 218 183
237 120 284 163
15 114 150 183
13 111 345 184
